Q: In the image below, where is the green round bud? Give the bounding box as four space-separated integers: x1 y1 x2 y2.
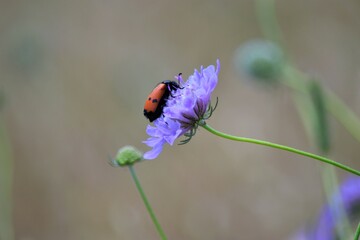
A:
114 146 143 167
234 39 284 83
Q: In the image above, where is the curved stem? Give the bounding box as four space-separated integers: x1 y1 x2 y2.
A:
201 124 360 176
128 165 167 240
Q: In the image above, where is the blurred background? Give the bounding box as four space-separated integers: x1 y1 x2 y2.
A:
1 0 360 239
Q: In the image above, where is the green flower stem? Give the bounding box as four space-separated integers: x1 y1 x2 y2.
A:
325 89 360 143
256 0 360 142
281 65 360 143
322 166 353 239
354 221 360 240
255 0 284 47
0 115 14 240
202 124 360 176
128 165 167 240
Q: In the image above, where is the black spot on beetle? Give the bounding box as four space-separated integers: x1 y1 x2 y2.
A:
152 99 158 103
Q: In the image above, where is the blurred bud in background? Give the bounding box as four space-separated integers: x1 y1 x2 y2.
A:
233 39 284 84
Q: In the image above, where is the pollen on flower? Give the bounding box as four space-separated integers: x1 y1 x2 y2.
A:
143 59 220 159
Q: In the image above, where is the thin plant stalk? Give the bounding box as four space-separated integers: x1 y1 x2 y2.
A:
281 65 360 144
255 0 284 47
128 165 168 240
0 115 14 240
201 124 360 176
255 0 360 144
354 221 360 240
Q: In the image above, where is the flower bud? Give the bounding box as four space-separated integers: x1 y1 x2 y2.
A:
234 39 284 83
113 146 143 167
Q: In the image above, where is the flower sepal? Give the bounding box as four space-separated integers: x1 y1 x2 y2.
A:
179 97 219 145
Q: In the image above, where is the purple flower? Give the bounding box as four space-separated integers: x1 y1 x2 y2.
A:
143 60 220 159
290 176 360 240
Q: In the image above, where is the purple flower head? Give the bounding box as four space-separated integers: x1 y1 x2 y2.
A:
143 60 220 159
290 176 360 240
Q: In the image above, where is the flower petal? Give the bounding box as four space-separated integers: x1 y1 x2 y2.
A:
143 141 164 160
143 60 220 159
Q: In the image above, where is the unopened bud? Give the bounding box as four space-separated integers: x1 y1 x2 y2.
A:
112 146 143 167
234 39 284 83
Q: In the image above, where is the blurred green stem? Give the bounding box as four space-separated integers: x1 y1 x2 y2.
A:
256 0 360 143
255 0 358 237
128 165 167 240
287 69 353 238
282 65 360 143
255 0 283 46
354 222 360 240
202 124 360 176
322 166 353 239
0 115 14 240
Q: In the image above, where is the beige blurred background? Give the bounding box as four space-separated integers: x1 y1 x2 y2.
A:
1 0 360 239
